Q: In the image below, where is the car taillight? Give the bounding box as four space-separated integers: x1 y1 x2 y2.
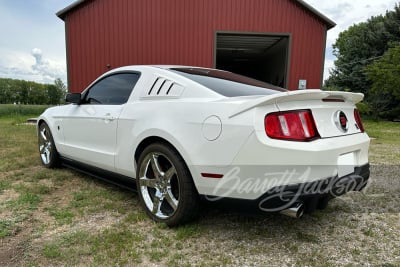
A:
354 109 365 133
265 110 320 141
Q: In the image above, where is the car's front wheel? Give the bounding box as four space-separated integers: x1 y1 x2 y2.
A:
136 143 199 226
38 122 60 168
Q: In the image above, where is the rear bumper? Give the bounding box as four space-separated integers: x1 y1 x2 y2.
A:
205 164 370 213
193 131 370 199
257 163 370 212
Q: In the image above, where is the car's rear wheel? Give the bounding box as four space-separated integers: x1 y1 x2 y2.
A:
136 143 199 226
38 123 60 168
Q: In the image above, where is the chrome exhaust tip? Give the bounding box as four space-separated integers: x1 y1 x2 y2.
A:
279 202 305 218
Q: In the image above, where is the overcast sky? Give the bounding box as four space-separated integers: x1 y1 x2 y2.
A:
0 0 398 85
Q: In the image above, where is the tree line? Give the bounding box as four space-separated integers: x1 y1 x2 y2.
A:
325 3 400 120
0 78 67 105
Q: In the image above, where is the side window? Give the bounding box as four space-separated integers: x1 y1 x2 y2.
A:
84 73 140 105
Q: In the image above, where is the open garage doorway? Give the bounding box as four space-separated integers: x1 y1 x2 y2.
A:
215 32 290 88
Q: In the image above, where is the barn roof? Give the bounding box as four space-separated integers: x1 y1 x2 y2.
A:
56 0 336 29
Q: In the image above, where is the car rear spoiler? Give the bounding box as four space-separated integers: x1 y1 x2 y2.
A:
229 90 364 118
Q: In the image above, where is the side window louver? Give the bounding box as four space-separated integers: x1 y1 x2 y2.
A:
147 77 183 97
148 78 160 95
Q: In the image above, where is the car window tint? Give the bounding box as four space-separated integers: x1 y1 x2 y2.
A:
169 68 287 97
84 73 140 105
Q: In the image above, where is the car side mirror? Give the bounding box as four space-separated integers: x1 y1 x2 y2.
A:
66 93 82 105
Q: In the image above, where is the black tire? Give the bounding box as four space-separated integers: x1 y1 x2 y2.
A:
136 143 199 226
38 123 60 168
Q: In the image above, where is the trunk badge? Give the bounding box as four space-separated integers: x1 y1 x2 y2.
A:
335 111 348 132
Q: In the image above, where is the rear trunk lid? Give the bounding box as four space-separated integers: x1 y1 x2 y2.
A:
230 90 365 138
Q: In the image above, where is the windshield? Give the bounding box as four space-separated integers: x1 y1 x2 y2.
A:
169 68 287 97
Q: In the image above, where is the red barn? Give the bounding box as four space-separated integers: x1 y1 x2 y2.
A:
57 0 335 92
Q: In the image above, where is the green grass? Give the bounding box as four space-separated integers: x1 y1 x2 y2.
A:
42 243 62 259
364 120 400 145
0 180 11 193
0 117 40 172
91 228 144 265
0 104 49 117
42 227 144 265
123 210 148 223
6 192 41 212
296 231 320 243
0 115 399 266
46 206 74 225
175 224 202 240
70 185 133 214
42 230 92 262
364 120 400 164
0 220 16 238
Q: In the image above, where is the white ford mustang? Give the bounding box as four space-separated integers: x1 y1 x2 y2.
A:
37 66 370 226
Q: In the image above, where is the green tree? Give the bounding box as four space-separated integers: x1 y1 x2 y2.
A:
53 78 67 104
29 83 47 105
384 4 400 43
327 15 389 94
326 3 400 119
0 79 13 103
46 84 59 104
0 78 67 105
326 4 400 93
366 44 400 119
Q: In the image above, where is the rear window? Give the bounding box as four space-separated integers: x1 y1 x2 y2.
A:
169 68 287 97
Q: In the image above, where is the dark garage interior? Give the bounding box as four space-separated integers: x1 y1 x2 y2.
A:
215 33 289 88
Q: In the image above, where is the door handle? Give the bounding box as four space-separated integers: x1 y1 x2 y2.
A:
104 113 116 121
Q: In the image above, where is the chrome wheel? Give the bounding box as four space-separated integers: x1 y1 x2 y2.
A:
38 123 60 168
39 126 52 165
136 143 199 226
138 152 180 219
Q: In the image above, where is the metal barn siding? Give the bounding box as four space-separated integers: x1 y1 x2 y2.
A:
59 0 334 92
